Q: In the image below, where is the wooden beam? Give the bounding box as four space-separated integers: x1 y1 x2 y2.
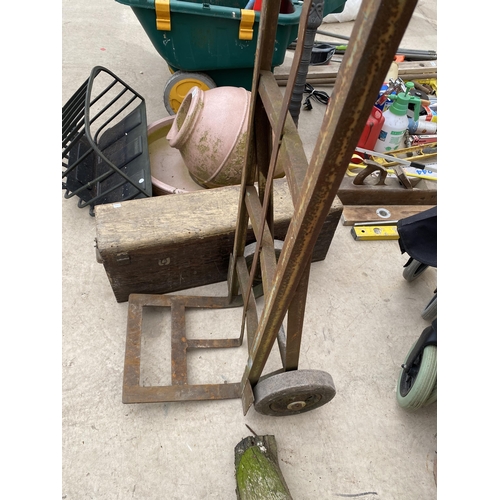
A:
341 204 436 225
274 58 437 86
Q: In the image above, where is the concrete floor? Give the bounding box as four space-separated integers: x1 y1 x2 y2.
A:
61 1 439 498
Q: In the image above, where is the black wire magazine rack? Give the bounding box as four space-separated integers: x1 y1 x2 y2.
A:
62 66 152 215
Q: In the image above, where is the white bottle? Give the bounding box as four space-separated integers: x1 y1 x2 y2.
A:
374 83 421 153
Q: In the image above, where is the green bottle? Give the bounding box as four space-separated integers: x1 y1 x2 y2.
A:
374 82 421 152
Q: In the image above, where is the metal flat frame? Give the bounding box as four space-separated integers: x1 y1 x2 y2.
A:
123 294 243 403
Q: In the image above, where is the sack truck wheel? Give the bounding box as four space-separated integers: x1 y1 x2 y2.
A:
163 71 216 115
397 341 437 411
402 258 429 282
253 370 336 417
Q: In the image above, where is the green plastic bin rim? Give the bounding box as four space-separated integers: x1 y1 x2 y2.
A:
324 0 346 15
115 0 304 24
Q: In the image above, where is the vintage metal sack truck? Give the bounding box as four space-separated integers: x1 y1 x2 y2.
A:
121 0 420 416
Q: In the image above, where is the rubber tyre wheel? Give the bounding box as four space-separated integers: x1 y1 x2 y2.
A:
397 342 437 411
253 370 336 417
163 71 216 115
239 240 283 299
402 258 429 282
421 293 437 322
243 240 284 284
425 382 437 406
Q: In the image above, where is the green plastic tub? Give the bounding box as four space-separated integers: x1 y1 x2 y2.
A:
115 0 346 89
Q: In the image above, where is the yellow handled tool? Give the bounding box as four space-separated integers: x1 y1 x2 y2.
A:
351 222 399 241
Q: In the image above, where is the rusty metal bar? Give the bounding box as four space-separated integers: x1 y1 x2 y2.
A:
123 299 143 396
254 95 274 241
227 0 282 298
236 256 259 351
123 383 242 404
243 0 314 317
244 185 278 297
282 260 311 370
258 71 309 204
171 300 188 385
240 0 419 414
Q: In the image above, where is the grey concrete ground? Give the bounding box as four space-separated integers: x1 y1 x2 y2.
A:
59 0 442 498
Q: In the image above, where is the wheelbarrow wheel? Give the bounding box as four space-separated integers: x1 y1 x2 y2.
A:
402 258 429 282
421 292 437 321
397 341 437 411
253 370 336 416
163 71 216 115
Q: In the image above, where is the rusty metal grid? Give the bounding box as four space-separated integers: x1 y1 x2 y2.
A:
122 293 243 403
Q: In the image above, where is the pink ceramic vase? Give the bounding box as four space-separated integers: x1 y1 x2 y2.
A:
167 86 252 189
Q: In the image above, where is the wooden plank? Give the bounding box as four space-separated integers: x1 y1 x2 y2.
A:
276 72 437 86
274 56 437 85
341 204 435 225
337 174 437 206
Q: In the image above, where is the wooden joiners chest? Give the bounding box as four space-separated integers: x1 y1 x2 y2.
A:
95 179 343 302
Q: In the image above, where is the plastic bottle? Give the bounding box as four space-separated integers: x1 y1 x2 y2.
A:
357 106 385 151
374 82 421 153
408 117 437 135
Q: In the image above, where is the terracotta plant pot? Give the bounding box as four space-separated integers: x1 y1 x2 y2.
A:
167 86 253 189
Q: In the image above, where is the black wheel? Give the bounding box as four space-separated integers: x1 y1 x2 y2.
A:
402 258 429 282
163 71 216 115
243 240 284 284
421 293 437 321
397 341 437 411
253 370 336 416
